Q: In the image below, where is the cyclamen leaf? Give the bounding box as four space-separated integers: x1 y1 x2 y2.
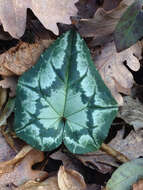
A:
114 0 143 52
106 158 143 190
14 30 118 154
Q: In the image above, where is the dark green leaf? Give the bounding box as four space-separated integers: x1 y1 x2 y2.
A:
106 158 143 190
114 0 143 52
14 30 118 154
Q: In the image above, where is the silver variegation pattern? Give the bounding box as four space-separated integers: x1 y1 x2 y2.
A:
14 30 118 154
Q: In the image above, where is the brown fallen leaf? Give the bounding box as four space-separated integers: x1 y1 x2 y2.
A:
77 0 134 38
0 131 17 162
132 179 143 190
118 96 143 131
0 0 78 38
17 177 59 190
0 145 33 174
0 39 53 76
108 128 143 160
58 166 86 190
76 150 119 174
0 76 17 97
0 148 48 189
94 41 142 105
17 166 86 190
1 125 18 152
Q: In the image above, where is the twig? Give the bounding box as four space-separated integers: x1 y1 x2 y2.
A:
101 143 130 163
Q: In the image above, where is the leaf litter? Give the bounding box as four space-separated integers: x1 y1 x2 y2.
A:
0 0 78 38
0 0 143 189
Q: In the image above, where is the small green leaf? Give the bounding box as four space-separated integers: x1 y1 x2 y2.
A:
114 0 143 52
14 30 118 154
106 158 143 190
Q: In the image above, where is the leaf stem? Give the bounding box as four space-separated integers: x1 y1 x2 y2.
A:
101 143 130 163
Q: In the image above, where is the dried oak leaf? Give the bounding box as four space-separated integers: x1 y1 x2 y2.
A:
0 0 78 38
77 0 134 39
0 76 17 97
0 148 48 189
109 128 143 160
0 39 53 76
94 41 142 105
58 166 86 190
132 179 143 190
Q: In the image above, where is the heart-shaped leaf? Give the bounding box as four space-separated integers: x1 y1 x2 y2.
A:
14 30 118 154
114 0 143 52
106 158 143 190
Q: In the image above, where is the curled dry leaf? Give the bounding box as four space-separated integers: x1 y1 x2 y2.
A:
0 148 47 189
77 0 134 38
58 166 86 190
0 0 78 38
0 76 17 97
132 179 143 190
94 41 142 105
0 39 53 76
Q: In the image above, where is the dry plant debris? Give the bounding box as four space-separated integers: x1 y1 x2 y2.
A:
0 145 33 174
17 166 86 190
77 0 134 38
17 177 59 190
0 0 78 38
0 148 47 189
0 76 17 97
76 150 119 174
0 130 17 162
0 39 53 76
58 166 86 190
132 179 143 190
109 128 143 160
118 96 143 131
94 41 142 105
